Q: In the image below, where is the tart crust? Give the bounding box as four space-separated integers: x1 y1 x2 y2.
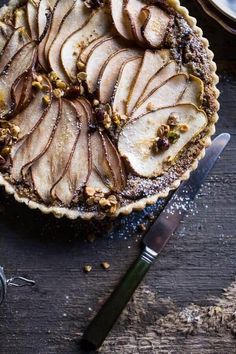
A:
0 0 219 220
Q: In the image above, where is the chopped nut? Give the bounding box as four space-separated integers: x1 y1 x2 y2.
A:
79 83 85 95
107 195 118 205
83 265 92 273
11 125 20 138
113 113 121 126
86 197 95 206
101 262 110 270
77 60 85 70
105 103 112 116
103 112 111 129
48 71 58 82
157 124 170 138
53 88 64 98
42 95 51 106
56 80 67 90
32 81 43 90
109 204 117 214
146 102 157 112
179 124 189 132
77 71 87 81
99 198 111 208
85 186 95 197
138 223 146 231
93 99 100 107
167 131 180 143
167 112 180 127
1 146 11 156
36 75 43 83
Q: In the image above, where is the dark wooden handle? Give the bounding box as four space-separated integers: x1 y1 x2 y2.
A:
81 251 155 350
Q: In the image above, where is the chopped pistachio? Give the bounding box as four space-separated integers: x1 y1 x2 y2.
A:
93 99 100 107
107 195 118 205
77 71 87 81
146 102 157 112
48 71 58 82
42 95 51 106
179 123 189 132
101 262 110 270
99 198 111 208
36 75 43 83
53 88 64 98
83 265 92 273
167 130 180 143
103 112 111 129
167 112 180 127
79 83 85 95
11 125 20 138
32 81 43 90
86 197 95 206
56 80 67 90
77 60 85 70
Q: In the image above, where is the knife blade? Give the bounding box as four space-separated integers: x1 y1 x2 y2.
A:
82 133 230 351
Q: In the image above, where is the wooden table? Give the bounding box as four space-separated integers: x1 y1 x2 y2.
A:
0 1 236 353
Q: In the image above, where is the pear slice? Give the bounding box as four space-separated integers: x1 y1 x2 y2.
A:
79 32 111 65
27 0 39 40
11 98 60 182
126 50 166 115
44 0 75 62
112 56 142 116
86 36 124 94
101 132 127 191
109 0 133 41
37 0 53 70
31 99 80 203
118 104 207 177
10 76 52 160
178 75 204 108
61 8 112 83
52 100 90 205
141 6 170 48
14 7 30 34
0 21 14 53
0 27 30 74
48 0 90 82
137 61 178 105
0 41 36 117
124 0 146 44
11 69 34 115
98 48 142 104
132 73 188 118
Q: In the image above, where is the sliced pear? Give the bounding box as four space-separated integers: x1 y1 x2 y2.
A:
110 0 133 40
132 73 188 118
52 100 90 204
37 0 52 69
86 36 124 94
118 104 207 177
138 61 178 105
31 99 80 203
124 0 146 44
0 27 30 74
11 69 34 115
14 6 30 34
178 75 204 108
48 0 90 82
112 56 142 116
27 0 39 40
0 41 36 117
101 132 127 191
79 33 111 65
98 48 142 104
141 6 170 48
10 76 52 159
11 98 60 182
44 0 75 62
61 8 112 83
126 50 166 115
0 21 14 53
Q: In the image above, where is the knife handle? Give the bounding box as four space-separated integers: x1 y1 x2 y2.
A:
81 247 157 350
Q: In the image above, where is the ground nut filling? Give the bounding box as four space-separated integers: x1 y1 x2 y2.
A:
0 0 218 218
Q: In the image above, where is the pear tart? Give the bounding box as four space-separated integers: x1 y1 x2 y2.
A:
0 0 219 219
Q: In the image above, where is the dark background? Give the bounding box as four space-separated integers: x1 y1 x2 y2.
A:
0 0 235 353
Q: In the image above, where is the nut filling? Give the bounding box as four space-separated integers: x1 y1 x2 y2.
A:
0 0 218 218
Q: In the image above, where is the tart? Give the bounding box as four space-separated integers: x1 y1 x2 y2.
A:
0 0 219 220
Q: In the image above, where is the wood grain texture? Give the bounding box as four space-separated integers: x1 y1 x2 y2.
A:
0 0 236 353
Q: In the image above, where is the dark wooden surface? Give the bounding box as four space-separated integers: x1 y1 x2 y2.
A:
0 1 236 353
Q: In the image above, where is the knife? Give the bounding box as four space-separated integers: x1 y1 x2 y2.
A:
81 133 230 351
